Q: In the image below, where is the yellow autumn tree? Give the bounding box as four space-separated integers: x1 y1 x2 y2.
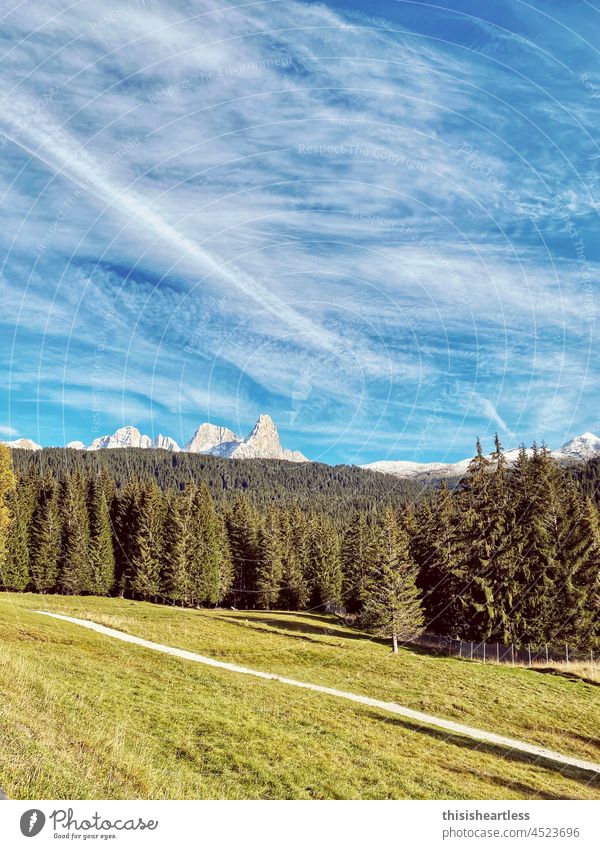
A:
0 443 16 571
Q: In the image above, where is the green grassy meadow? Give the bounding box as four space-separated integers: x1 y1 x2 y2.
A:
0 593 598 800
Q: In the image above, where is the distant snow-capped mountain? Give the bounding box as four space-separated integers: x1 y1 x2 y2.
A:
186 414 308 462
88 426 153 451
184 423 238 454
0 437 42 451
87 428 180 452
557 432 600 462
362 433 600 480
153 434 180 452
11 415 308 463
6 426 600 473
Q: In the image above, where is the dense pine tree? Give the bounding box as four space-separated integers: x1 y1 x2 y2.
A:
29 474 61 592
341 512 373 613
57 472 92 594
256 508 284 609
188 483 223 606
226 494 260 608
308 516 343 608
510 445 559 645
129 481 164 600
87 475 115 595
361 508 424 651
278 506 310 610
552 490 600 645
2 475 33 591
161 485 194 604
414 481 462 635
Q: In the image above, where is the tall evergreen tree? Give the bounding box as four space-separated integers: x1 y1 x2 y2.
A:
2 474 33 591
361 508 424 651
278 506 310 610
161 485 195 604
57 472 92 594
29 474 61 593
112 480 142 595
256 508 284 609
308 516 343 609
341 512 373 613
510 444 560 645
130 481 164 600
188 483 223 606
552 490 600 645
226 494 260 608
87 475 115 595
455 437 496 640
414 481 462 635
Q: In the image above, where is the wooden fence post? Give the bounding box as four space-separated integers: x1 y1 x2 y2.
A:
528 644 531 667
565 643 569 666
470 641 473 660
496 642 500 663
511 643 514 665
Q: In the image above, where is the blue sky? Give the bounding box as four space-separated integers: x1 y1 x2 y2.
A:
1 0 599 464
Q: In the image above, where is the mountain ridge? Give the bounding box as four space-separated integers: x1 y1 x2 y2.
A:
3 425 600 475
361 432 600 480
2 414 309 464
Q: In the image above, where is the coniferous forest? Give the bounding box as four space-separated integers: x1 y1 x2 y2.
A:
1 437 599 651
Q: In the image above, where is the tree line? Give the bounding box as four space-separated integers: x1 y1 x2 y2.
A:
10 446 421 517
0 438 598 650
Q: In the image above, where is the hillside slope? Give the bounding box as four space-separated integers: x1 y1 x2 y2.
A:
0 595 598 800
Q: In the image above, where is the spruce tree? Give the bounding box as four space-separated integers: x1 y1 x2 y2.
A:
57 472 92 594
361 508 424 651
510 444 559 645
414 481 462 635
188 483 222 606
308 516 343 609
226 494 260 608
112 480 140 595
341 512 372 613
87 475 115 595
2 475 33 591
130 481 164 600
279 506 310 610
161 485 194 604
29 475 61 592
552 490 600 645
455 438 496 640
215 512 234 604
256 509 284 609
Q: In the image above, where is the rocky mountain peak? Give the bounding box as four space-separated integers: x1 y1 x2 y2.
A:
153 434 180 452
184 422 239 454
88 426 152 450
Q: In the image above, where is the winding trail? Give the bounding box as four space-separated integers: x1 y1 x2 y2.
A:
36 610 600 777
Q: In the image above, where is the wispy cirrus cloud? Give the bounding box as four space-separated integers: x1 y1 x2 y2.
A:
0 0 599 462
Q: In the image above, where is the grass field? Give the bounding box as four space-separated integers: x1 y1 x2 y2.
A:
0 592 598 800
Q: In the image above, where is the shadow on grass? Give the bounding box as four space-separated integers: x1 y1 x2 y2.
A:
216 611 393 648
530 667 600 688
367 712 600 794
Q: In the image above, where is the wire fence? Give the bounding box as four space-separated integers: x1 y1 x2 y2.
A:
407 632 597 667
326 605 596 667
